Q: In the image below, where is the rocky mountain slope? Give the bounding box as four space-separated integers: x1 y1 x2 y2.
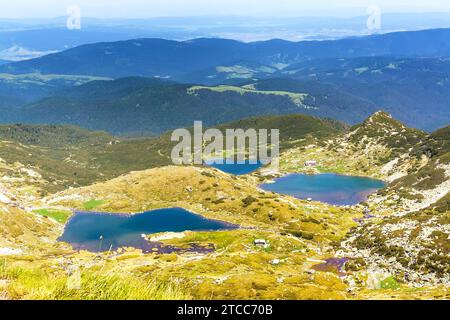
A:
279 112 425 178
280 112 448 213
0 112 447 300
340 193 449 288
274 112 449 289
366 122 450 215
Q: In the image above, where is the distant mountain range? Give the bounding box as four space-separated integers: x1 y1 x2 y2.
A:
0 73 445 135
2 13 450 54
0 28 449 133
3 29 450 79
256 58 450 131
0 73 111 107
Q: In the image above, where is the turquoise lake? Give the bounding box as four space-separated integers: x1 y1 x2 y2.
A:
59 208 238 253
205 159 263 175
260 173 385 206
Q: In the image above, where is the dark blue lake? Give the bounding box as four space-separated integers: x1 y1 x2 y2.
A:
59 208 238 253
260 173 385 206
205 159 263 175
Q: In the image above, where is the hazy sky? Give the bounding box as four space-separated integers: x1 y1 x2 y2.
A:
1 0 450 18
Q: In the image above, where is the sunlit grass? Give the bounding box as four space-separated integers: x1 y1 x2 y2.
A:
188 85 307 107
83 199 104 211
0 261 190 300
33 208 72 223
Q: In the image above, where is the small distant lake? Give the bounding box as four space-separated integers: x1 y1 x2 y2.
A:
59 208 238 253
260 173 385 206
205 159 263 175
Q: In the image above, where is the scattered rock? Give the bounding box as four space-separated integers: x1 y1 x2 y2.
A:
270 259 280 265
0 247 22 256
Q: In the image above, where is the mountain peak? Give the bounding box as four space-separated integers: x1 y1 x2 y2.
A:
347 111 426 154
358 111 405 132
366 110 394 122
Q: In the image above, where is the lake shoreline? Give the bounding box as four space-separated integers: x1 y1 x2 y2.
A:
58 207 239 253
259 172 386 206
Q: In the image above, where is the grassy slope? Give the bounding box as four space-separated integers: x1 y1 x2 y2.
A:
0 114 346 198
0 203 64 254
1 113 448 300
0 124 112 148
0 196 188 300
216 114 347 151
40 163 448 299
0 259 190 300
188 85 309 107
0 124 171 196
42 165 362 299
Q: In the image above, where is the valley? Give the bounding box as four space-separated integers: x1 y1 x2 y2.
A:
1 29 450 132
0 24 448 301
0 111 448 300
